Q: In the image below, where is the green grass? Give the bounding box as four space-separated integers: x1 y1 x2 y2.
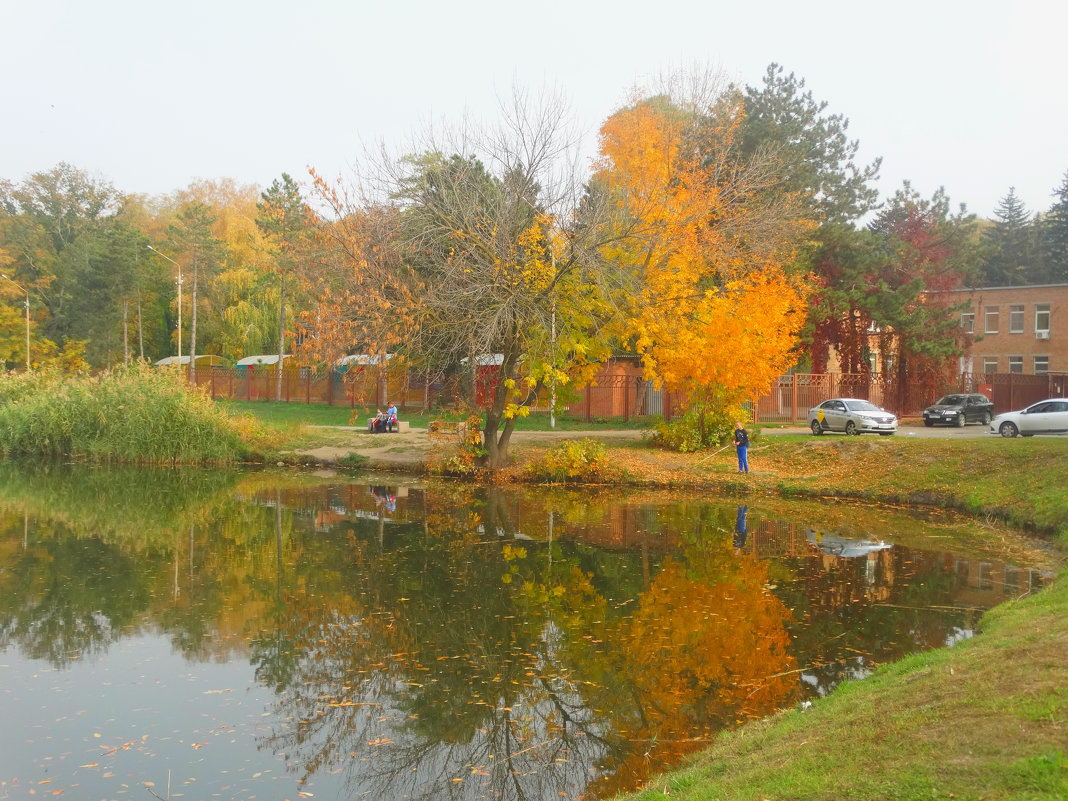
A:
621 572 1068 801
216 399 652 431
738 435 1068 535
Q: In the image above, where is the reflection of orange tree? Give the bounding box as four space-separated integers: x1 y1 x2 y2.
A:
248 491 798 800
573 548 798 798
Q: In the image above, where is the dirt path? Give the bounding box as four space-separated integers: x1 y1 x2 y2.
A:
293 426 645 468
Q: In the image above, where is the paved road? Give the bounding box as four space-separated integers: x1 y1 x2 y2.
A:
763 423 998 439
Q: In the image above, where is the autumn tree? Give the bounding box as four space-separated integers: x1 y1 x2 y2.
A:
0 163 121 366
592 80 813 446
175 178 268 362
81 218 153 366
256 173 314 400
309 90 609 468
165 202 222 382
866 185 977 401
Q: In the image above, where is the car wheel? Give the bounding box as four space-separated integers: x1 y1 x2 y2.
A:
845 421 859 436
810 420 823 436
923 420 934 427
955 414 965 428
981 411 991 425
999 421 1019 438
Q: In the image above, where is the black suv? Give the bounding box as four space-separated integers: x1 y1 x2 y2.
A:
922 393 995 427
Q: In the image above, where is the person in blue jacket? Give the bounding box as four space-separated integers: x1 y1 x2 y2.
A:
733 421 749 474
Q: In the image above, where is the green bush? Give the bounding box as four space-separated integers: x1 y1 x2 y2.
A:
648 405 743 453
0 364 260 464
525 438 611 483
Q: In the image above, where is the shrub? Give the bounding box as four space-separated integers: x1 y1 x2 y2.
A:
0 364 261 464
647 403 748 453
525 438 611 483
427 414 487 477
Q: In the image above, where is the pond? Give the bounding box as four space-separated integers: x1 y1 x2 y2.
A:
0 465 1054 800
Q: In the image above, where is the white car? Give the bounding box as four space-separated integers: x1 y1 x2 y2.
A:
990 398 1068 438
808 398 898 436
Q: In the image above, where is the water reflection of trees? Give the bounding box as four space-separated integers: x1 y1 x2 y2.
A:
0 472 1047 799
248 489 799 800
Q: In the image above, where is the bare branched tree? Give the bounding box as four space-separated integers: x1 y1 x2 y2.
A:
308 88 613 467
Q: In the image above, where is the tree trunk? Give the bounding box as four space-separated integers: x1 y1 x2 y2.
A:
483 413 517 470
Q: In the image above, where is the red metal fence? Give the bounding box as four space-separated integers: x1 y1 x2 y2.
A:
193 364 1068 424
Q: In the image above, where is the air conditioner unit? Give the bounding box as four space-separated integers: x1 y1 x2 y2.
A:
1036 330 1050 340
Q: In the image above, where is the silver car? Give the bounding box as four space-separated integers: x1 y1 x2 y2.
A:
808 398 898 436
989 398 1068 438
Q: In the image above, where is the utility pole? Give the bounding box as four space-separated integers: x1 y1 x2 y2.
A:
147 246 184 371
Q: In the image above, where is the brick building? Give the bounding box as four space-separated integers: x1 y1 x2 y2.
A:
937 283 1067 376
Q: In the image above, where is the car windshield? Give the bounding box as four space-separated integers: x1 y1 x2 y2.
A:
936 395 964 405
844 400 881 412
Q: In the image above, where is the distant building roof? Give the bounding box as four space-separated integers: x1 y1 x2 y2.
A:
155 355 231 367
336 353 393 366
235 354 289 367
459 353 505 366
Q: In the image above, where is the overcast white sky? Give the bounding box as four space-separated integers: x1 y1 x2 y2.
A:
1 0 1065 219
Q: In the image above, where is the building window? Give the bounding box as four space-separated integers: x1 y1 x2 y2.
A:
1034 356 1049 375
978 562 995 591
984 307 999 333
961 312 974 333
983 357 999 374
1008 356 1023 374
1009 305 1024 333
1035 303 1050 333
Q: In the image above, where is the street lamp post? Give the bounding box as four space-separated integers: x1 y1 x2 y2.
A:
0 273 30 371
147 246 184 368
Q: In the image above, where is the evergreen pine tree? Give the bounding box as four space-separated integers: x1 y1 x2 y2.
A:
1044 171 1068 282
980 187 1034 285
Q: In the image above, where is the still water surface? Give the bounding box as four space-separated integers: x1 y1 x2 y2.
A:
0 465 1052 800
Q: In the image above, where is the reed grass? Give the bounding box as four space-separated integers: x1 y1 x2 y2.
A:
0 364 267 464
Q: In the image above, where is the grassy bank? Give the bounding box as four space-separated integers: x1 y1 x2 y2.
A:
677 434 1068 536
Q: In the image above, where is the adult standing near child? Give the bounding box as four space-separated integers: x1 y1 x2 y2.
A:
733 421 749 474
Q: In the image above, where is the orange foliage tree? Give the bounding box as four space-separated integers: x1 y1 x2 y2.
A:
592 84 815 445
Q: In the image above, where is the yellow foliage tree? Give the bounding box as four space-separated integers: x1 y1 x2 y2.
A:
593 87 814 442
